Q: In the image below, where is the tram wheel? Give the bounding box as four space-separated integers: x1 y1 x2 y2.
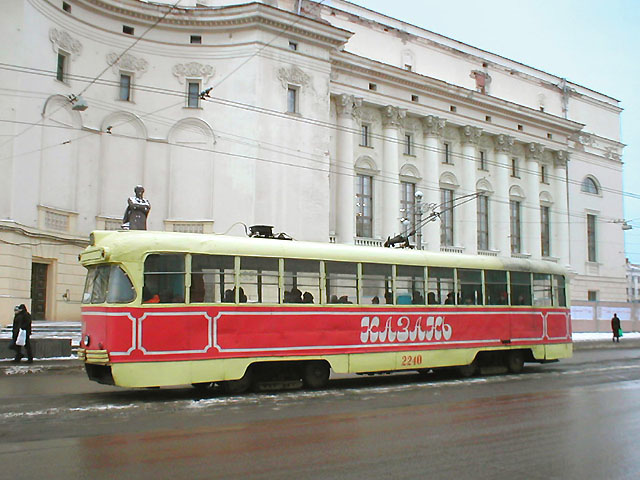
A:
222 369 253 394
302 361 330 389
505 350 525 373
457 359 478 378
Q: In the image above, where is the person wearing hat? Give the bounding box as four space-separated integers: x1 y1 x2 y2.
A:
11 304 33 363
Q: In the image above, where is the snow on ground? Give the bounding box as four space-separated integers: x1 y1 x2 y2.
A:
572 332 640 341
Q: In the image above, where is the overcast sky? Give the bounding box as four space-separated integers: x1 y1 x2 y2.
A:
347 0 640 263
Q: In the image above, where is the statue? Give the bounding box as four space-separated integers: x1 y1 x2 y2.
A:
122 185 150 230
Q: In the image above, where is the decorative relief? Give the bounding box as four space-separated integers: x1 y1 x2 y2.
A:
460 125 482 145
107 52 149 78
422 115 446 137
571 132 592 146
276 65 311 89
335 94 362 118
172 62 215 84
493 134 515 153
403 117 421 133
49 28 82 58
381 105 406 128
470 70 491 94
604 147 621 162
554 150 569 166
355 106 379 125
525 142 545 161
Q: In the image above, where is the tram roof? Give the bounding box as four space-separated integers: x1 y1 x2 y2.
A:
82 230 567 275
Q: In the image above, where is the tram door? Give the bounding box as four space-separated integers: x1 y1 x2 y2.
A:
31 263 48 320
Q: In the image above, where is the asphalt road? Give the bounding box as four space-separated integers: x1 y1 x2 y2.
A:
1 345 640 479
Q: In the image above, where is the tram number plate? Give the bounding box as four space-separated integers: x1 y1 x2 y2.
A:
401 354 423 366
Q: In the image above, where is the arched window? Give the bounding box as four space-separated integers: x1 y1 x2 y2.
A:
581 177 599 194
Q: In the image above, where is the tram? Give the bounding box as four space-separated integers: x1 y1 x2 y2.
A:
77 230 571 391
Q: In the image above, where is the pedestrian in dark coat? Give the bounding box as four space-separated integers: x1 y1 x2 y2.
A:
611 313 621 343
11 304 33 363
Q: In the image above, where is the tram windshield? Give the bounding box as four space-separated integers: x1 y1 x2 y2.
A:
83 265 136 304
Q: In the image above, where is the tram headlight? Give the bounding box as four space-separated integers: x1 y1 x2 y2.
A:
84 335 91 347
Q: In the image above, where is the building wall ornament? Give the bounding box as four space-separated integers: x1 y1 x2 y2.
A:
277 65 311 89
381 105 406 128
172 62 215 84
421 115 446 137
460 125 482 145
107 52 149 78
49 28 82 58
554 150 569 167
604 147 622 162
493 134 515 153
525 142 545 161
335 94 362 118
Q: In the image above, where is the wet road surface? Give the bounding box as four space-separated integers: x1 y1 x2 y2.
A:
1 348 640 479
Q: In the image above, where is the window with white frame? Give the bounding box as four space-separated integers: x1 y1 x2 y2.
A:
510 200 522 253
479 150 487 170
477 194 489 251
56 51 68 82
187 80 200 108
287 85 298 113
400 181 416 239
119 73 132 101
443 142 452 164
541 205 550 257
404 134 413 155
360 124 371 147
356 174 373 238
511 157 519 177
581 177 599 194
440 188 454 246
587 213 597 262
540 165 548 184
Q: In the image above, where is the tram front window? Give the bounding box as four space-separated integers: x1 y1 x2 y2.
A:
83 265 136 304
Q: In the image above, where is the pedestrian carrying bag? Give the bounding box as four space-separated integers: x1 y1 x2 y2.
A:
618 328 624 338
16 328 26 346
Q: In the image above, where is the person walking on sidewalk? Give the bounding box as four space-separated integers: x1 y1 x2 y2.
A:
11 304 33 363
611 313 621 343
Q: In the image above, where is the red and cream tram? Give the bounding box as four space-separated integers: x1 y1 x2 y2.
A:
77 230 571 391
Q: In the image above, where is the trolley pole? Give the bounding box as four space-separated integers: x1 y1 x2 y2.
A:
415 190 423 250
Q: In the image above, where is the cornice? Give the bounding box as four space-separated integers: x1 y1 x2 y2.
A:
75 0 352 46
331 51 585 136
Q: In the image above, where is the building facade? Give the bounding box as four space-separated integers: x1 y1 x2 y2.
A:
0 0 627 324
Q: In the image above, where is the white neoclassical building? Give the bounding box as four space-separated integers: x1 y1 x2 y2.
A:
0 0 627 324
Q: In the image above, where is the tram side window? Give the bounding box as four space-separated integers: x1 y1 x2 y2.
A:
362 263 392 304
485 270 508 305
510 271 532 306
428 267 455 305
396 265 425 304
284 259 320 304
553 275 567 306
533 273 553 306
457 269 483 305
143 254 185 303
191 255 235 303
325 261 357 304
240 257 279 303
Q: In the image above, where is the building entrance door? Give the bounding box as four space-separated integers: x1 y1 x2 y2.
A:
31 263 48 320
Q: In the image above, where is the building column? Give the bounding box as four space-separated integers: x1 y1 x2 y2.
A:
553 151 570 267
525 143 544 258
335 94 359 244
459 126 482 255
421 115 446 252
381 105 405 239
493 134 514 257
